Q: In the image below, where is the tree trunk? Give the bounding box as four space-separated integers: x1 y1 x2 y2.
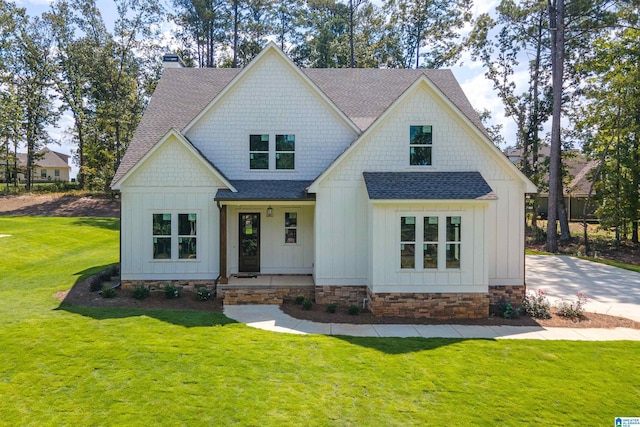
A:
546 0 564 252
233 0 239 68
349 0 354 68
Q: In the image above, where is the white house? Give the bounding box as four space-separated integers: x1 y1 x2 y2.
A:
111 43 536 319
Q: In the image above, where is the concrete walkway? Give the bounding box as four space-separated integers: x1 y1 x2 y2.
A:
223 255 640 341
223 305 640 341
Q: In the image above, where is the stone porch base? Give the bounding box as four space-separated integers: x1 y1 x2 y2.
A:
366 288 490 319
488 285 526 305
121 280 216 292
314 285 368 305
218 285 314 305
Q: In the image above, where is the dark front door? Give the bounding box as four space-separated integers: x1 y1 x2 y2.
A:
239 213 260 272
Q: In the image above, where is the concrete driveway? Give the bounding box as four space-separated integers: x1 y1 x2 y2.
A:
526 255 640 322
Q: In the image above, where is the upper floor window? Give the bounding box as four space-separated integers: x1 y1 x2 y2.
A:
409 125 432 166
249 134 296 170
276 134 295 170
250 134 269 169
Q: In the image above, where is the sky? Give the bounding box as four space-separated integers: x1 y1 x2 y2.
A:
16 0 523 179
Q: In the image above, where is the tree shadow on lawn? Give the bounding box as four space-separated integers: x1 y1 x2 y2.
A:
71 217 119 231
331 335 481 354
57 303 237 328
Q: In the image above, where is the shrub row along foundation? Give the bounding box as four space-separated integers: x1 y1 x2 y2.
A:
122 280 523 319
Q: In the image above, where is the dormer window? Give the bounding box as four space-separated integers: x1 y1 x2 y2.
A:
410 125 432 166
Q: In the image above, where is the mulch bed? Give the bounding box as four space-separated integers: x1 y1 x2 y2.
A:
281 301 640 329
56 274 640 329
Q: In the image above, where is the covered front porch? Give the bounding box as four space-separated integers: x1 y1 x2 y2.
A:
215 180 316 286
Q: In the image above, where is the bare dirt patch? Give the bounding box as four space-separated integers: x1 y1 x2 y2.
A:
281 301 640 329
0 194 119 217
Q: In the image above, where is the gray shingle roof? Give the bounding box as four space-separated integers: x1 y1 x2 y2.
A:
112 62 489 186
215 180 314 201
363 172 497 200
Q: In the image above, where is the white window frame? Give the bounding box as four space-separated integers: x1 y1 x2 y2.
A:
398 213 462 271
284 211 299 245
248 133 296 172
151 212 199 262
409 125 433 166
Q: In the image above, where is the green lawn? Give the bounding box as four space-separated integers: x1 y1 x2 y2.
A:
1 217 639 425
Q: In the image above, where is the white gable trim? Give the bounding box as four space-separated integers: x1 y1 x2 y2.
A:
112 129 236 191
182 42 361 135
308 75 537 194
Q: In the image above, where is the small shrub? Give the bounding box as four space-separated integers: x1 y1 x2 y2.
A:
88 276 102 292
101 285 117 299
348 304 360 315
326 303 338 313
556 292 588 319
495 297 519 319
163 284 180 299
132 285 150 300
302 298 313 310
294 295 305 305
196 287 212 301
521 289 551 319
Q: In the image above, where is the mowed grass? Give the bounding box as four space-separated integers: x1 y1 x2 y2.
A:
1 217 639 426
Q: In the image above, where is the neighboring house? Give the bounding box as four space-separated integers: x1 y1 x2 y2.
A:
111 43 536 319
505 146 597 221
0 148 71 183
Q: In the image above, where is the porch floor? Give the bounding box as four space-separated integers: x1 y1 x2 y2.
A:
224 275 315 288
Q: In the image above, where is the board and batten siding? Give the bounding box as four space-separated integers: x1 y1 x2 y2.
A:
369 203 489 293
225 205 314 275
315 82 527 289
314 183 369 285
119 135 226 281
185 50 358 181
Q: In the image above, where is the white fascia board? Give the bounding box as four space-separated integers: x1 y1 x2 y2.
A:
369 199 494 206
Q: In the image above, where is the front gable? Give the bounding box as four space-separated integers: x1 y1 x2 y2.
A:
114 129 233 190
184 44 360 181
309 77 536 192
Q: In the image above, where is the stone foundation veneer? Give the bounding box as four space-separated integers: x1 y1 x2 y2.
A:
218 286 314 305
366 288 490 319
121 280 216 292
488 285 526 305
314 285 368 305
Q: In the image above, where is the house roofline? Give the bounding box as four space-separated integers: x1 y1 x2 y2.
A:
110 129 236 191
308 75 537 194
181 42 362 136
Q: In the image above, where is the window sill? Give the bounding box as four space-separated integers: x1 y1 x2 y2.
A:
150 259 201 263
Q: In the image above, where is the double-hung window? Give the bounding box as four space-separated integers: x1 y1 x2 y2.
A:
276 134 295 169
153 213 197 260
400 214 461 270
250 134 269 169
285 212 297 243
153 214 172 259
410 125 432 166
446 216 461 268
400 216 416 269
